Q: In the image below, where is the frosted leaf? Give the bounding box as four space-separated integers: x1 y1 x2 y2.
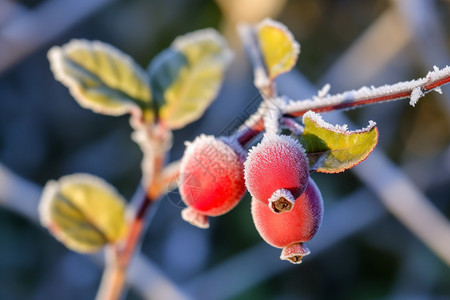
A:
303 111 376 134
410 87 424 107
301 112 378 173
256 18 300 80
48 39 151 117
150 28 233 129
39 173 127 253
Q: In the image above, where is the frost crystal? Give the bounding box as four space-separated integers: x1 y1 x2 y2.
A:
303 111 376 134
409 87 423 107
317 84 331 98
434 87 443 94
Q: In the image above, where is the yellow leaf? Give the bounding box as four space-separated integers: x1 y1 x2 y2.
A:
48 40 152 118
256 18 300 80
39 174 128 253
149 29 232 129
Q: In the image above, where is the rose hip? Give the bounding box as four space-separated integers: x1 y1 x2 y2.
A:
244 134 309 213
179 135 246 228
251 178 323 263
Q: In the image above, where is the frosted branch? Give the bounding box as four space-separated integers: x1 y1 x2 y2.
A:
284 65 450 116
237 23 270 91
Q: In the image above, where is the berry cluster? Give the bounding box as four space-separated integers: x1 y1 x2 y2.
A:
178 133 323 264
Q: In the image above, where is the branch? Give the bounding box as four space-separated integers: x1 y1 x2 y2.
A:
284 65 450 115
237 65 450 145
96 124 173 300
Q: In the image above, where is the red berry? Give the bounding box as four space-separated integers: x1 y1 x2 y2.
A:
244 134 309 213
179 135 246 228
251 178 323 264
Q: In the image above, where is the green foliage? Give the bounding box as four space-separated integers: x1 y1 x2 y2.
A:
39 174 128 253
300 111 379 173
148 28 233 129
48 39 152 120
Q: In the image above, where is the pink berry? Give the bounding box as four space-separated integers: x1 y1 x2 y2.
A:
179 135 246 228
244 134 309 213
251 178 323 264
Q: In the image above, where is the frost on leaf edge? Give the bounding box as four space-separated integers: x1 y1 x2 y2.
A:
48 39 151 116
39 173 127 252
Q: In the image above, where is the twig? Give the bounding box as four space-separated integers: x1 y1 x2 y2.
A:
237 65 450 145
95 125 171 300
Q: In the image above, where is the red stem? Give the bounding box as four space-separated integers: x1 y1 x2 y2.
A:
237 73 450 146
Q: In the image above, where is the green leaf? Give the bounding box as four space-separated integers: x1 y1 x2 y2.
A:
39 174 128 253
256 18 300 80
148 49 189 109
48 39 152 118
148 29 233 129
300 111 379 173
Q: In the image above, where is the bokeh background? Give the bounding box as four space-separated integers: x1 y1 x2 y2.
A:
1 0 450 299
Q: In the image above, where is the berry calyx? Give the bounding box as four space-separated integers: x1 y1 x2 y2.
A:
244 134 309 213
251 178 323 264
179 135 246 228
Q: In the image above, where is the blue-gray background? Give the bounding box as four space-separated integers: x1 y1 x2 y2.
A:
0 0 449 299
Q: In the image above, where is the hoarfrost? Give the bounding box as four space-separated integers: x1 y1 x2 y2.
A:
317 84 331 98
434 87 443 94
303 111 376 134
409 87 423 107
284 65 450 114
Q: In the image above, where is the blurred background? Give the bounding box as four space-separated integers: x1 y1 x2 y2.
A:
1 0 450 299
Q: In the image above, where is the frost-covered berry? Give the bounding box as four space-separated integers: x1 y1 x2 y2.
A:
179 135 246 229
251 178 323 264
244 134 309 213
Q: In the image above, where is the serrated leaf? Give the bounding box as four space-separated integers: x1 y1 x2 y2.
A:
39 174 128 253
256 18 300 80
48 39 152 118
149 29 233 129
300 111 378 173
